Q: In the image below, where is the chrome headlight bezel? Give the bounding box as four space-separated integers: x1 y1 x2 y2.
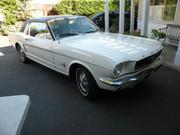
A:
113 63 123 77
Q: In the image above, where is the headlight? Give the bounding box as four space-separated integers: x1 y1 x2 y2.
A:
114 63 122 77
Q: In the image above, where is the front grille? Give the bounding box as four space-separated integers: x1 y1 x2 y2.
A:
135 50 162 70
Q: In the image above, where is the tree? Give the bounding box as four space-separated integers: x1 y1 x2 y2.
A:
0 0 31 25
110 0 136 12
16 0 31 21
54 0 120 17
54 0 139 17
0 0 18 25
0 0 31 35
55 0 105 17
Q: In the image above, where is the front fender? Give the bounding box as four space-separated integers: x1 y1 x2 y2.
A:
67 60 95 76
67 60 112 87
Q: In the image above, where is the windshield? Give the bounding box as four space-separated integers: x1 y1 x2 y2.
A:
48 17 100 39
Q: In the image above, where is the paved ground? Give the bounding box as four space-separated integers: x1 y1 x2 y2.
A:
161 44 177 64
0 46 180 135
0 35 10 47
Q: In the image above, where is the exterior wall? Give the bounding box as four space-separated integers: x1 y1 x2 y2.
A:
138 0 180 36
137 20 167 37
29 0 60 17
174 0 180 24
30 0 59 5
43 5 55 16
30 4 44 17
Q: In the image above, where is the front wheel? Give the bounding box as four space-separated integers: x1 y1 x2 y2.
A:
75 67 98 99
18 46 28 63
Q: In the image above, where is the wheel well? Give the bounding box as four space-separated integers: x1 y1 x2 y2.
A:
15 43 20 51
69 63 82 79
69 63 95 80
69 63 98 89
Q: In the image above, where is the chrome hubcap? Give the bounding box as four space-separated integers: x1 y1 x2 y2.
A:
77 69 89 95
19 48 25 61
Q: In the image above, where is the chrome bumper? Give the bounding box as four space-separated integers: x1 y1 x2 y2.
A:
99 61 161 91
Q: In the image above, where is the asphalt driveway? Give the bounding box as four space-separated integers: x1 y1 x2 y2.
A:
0 46 180 135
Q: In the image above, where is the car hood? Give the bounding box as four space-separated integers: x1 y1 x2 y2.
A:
61 32 163 63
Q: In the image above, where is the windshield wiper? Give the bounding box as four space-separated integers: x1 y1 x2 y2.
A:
60 33 79 37
85 30 98 33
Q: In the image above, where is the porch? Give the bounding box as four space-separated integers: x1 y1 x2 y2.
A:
104 0 180 68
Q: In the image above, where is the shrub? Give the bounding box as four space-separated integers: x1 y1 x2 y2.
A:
0 0 31 35
0 21 23 35
0 0 31 25
151 29 166 40
54 0 119 17
0 0 18 25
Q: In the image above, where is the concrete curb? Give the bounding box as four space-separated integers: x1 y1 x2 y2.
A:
162 62 180 73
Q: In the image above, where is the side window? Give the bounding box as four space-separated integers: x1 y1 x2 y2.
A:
109 14 119 33
28 22 52 40
94 15 104 31
20 21 27 32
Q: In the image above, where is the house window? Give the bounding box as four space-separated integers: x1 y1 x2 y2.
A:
150 0 165 5
163 0 177 21
149 0 177 21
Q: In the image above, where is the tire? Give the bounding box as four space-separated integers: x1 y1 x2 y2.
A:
18 46 29 63
75 67 98 99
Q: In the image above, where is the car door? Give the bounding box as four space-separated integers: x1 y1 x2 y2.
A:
24 22 55 67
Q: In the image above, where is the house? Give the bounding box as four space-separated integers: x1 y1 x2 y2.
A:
29 0 60 17
137 0 180 36
104 0 180 46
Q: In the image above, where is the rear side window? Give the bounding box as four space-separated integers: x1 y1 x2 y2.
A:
109 14 119 33
27 22 52 40
20 21 27 32
94 15 104 31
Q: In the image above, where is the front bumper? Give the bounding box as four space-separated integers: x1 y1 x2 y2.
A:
99 60 161 91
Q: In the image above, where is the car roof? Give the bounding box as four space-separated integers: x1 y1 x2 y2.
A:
26 15 87 22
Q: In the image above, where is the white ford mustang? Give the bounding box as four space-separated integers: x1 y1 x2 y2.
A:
9 15 163 98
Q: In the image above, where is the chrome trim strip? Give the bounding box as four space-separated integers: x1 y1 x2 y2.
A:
24 44 52 53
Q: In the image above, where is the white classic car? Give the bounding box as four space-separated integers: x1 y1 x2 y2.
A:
9 15 163 98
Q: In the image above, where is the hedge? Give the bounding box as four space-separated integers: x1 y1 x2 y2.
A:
54 0 119 17
0 0 18 25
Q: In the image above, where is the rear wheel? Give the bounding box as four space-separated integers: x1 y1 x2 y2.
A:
18 46 28 63
75 67 98 99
